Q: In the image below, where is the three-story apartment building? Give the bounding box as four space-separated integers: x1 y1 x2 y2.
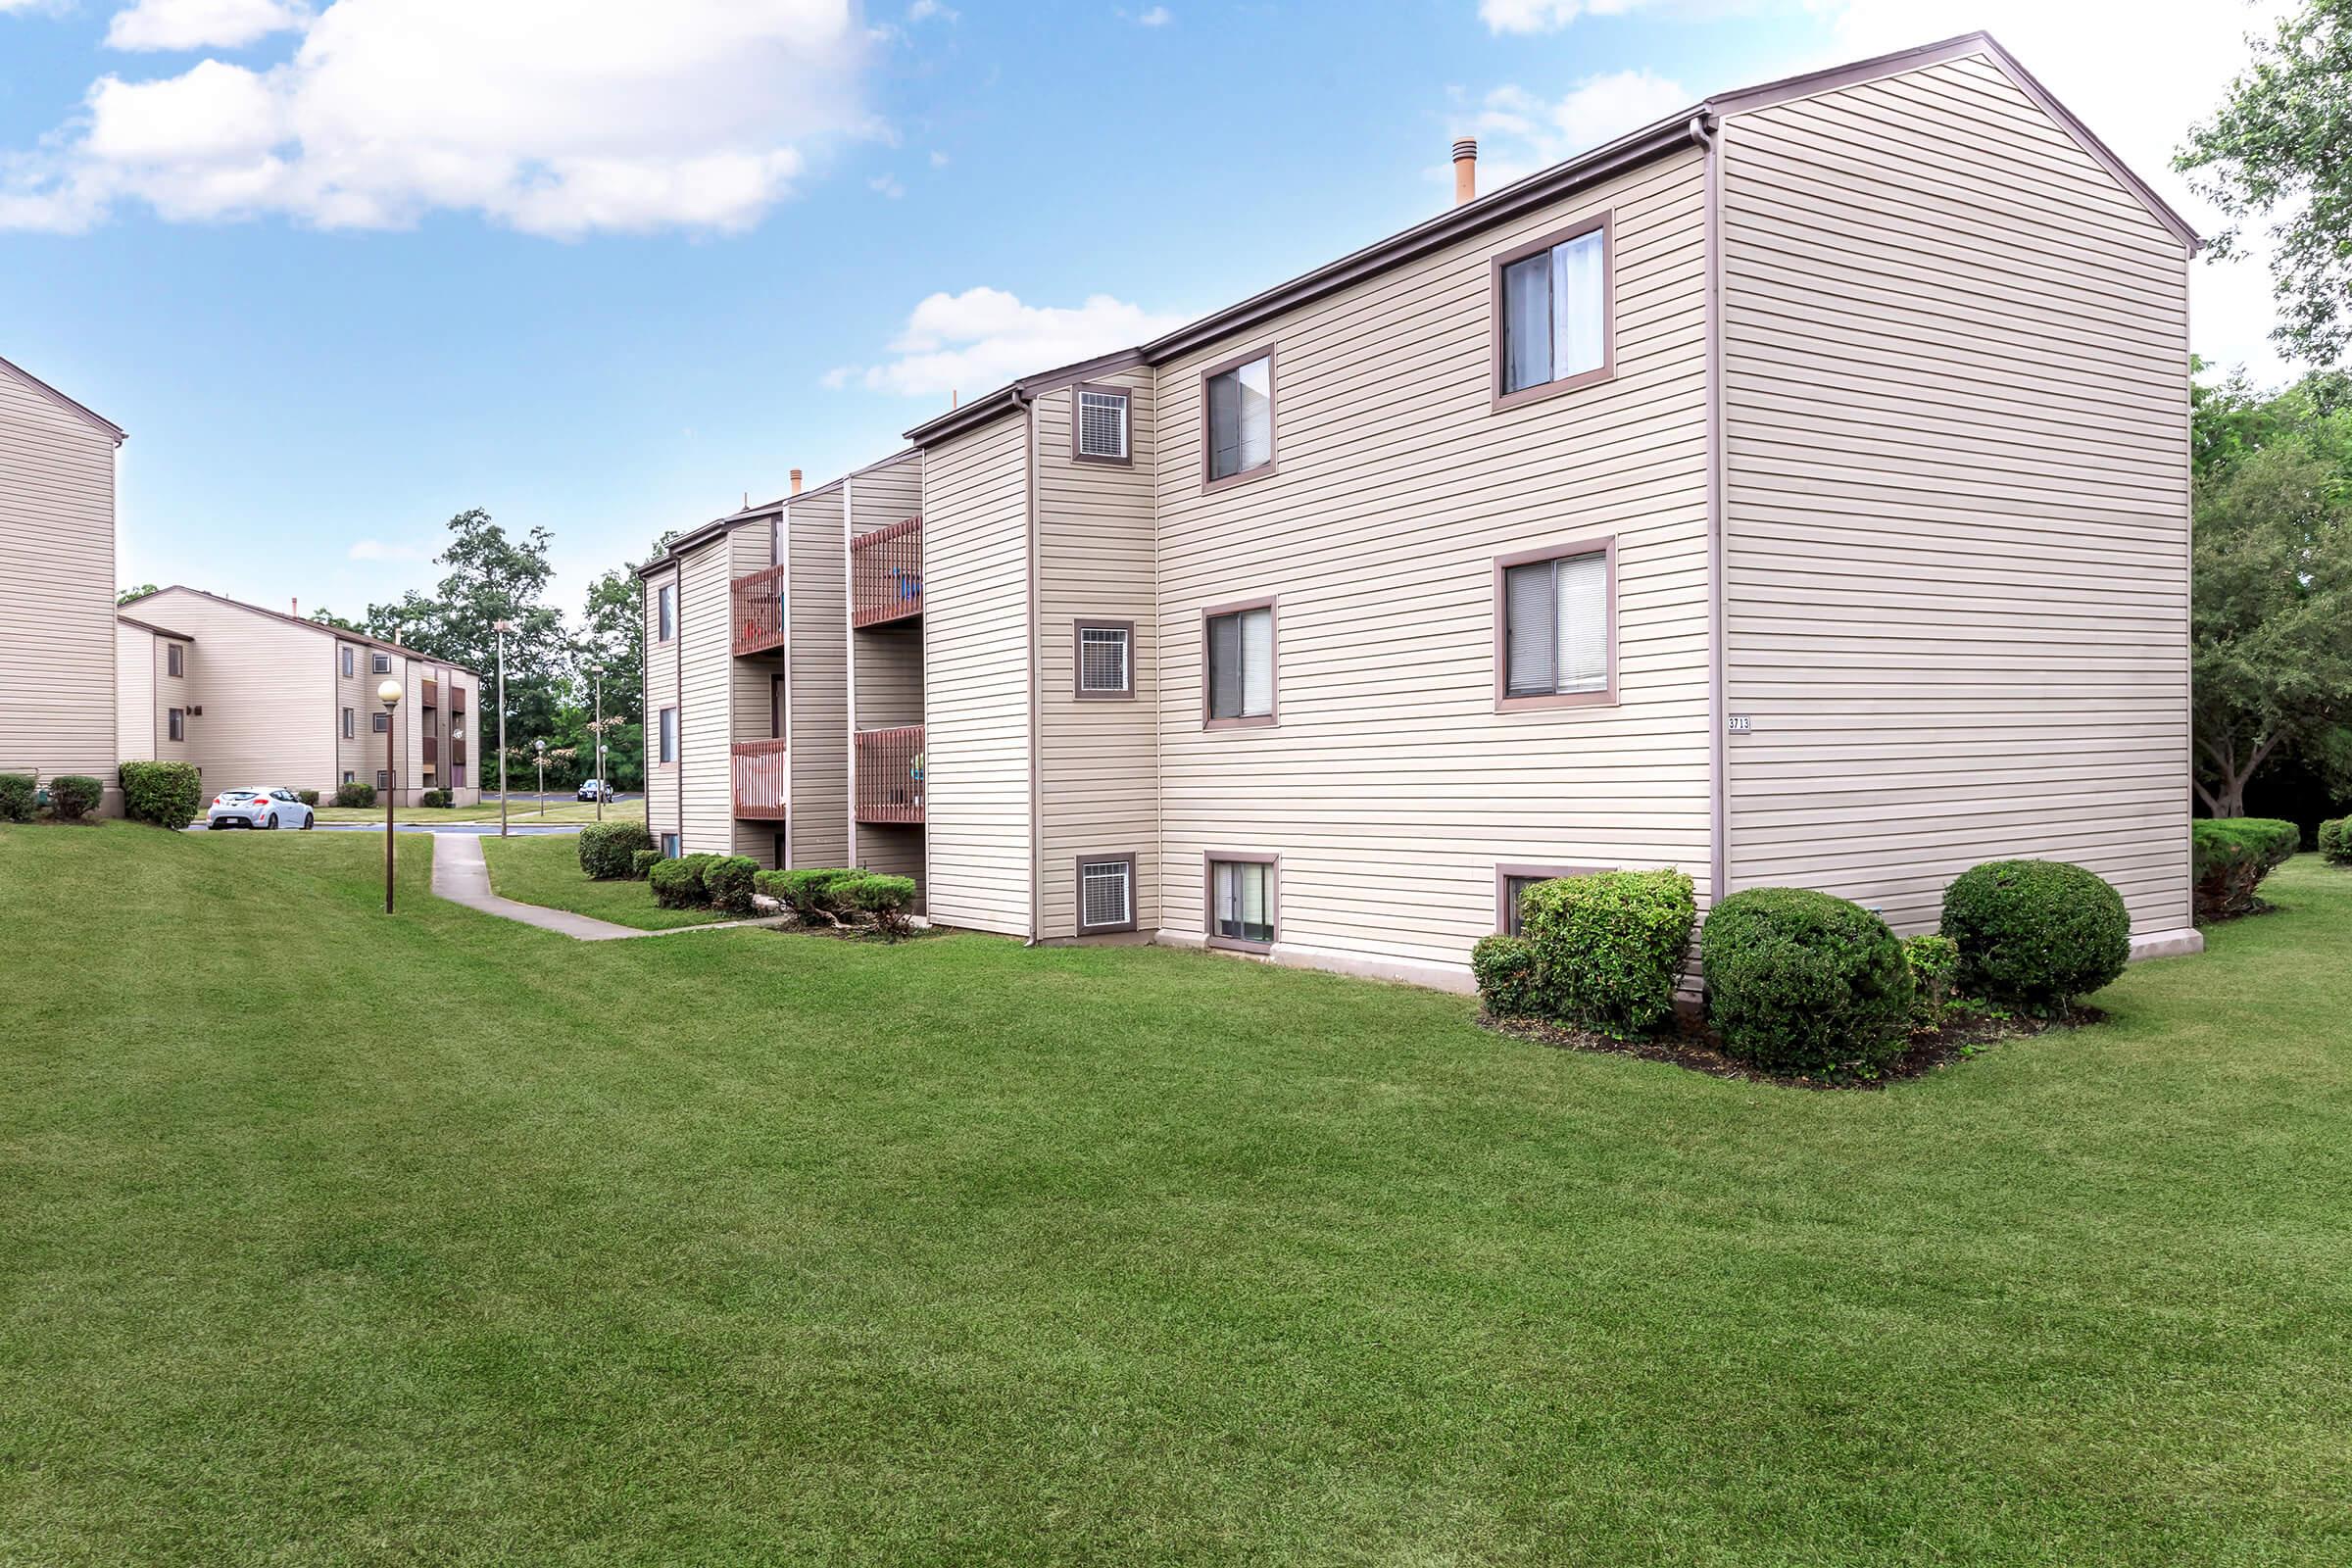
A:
647 32 2202 989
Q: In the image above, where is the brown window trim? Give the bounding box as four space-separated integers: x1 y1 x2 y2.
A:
1203 851 1279 954
1489 209 1615 415
1199 342 1278 495
1069 380 1134 467
656 580 677 645
1493 534 1619 712
167 709 184 742
370 652 392 675
657 705 680 767
1074 852 1141 935
1200 594 1278 730
1073 618 1137 701
1495 862 1604 935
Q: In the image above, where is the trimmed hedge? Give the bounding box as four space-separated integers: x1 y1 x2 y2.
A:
2190 817 2300 920
296 789 320 807
46 775 103 822
650 853 718 908
333 781 376 808
120 761 202 828
845 872 917 940
772 867 858 922
1900 933 1961 1030
1941 859 2130 1011
629 848 661 881
1470 935 1546 1019
578 820 656 881
705 856 759 916
1517 868 1695 1039
0 773 33 823
2322 817 2352 866
1701 888 1912 1076
418 788 452 808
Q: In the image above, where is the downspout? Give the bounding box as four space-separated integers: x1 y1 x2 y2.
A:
675 567 685 849
1695 109 1731 913
1017 386 1044 946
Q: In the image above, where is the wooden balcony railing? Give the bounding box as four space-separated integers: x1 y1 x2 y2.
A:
450 685 466 714
731 563 787 657
855 724 924 824
731 737 789 820
451 743 467 770
421 677 440 708
851 515 923 629
422 737 439 764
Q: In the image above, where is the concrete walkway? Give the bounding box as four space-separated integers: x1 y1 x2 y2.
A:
427 832 791 942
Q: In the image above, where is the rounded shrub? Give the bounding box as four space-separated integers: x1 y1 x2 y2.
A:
845 872 917 940
1470 935 1547 1019
774 867 858 922
1940 859 2130 1011
2318 817 2351 867
47 775 104 821
629 848 661 881
119 760 202 827
1899 933 1960 1030
650 852 718 908
2190 817 2300 920
333 781 376 808
1517 868 1696 1039
704 855 759 916
1701 888 1912 1076
578 820 656 881
0 772 35 823
296 789 320 808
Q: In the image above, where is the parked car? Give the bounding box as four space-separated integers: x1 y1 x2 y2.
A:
577 778 613 802
207 788 315 831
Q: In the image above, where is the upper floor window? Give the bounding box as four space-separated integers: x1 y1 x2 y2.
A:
1075 620 1134 700
166 643 183 678
372 710 390 733
341 646 354 678
1202 348 1275 489
659 706 679 763
1496 540 1615 710
371 651 391 675
1203 599 1275 727
658 582 677 642
1073 382 1132 465
1493 214 1611 409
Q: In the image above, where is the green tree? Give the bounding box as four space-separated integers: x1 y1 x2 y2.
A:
2178 0 2352 364
117 584 159 606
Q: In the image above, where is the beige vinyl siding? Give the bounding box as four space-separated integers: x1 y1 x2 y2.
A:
645 566 682 843
115 623 156 763
725 522 778 862
1718 54 2194 939
335 641 371 786
1034 369 1160 938
126 588 335 792
1151 146 1716 983
443 670 478 805
920 416 1034 936
153 633 193 765
785 489 849 868
677 535 736 856
0 364 118 787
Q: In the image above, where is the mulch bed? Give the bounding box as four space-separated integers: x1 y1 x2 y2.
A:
1480 1004 2103 1091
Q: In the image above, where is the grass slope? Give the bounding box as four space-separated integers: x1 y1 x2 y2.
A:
478 831 726 931
2 823 2347 1566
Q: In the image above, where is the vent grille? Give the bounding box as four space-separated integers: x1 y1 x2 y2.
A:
1078 625 1130 694
1080 858 1132 930
1077 388 1129 460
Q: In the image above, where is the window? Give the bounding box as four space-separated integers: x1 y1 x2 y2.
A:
1076 854 1138 934
341 646 354 678
342 771 355 785
659 706 678 763
1073 382 1131 465
1493 214 1612 408
375 768 390 790
658 582 676 642
1206 856 1276 950
1495 865 1595 936
1203 599 1275 727
166 642 183 678
1074 619 1134 700
167 708 184 742
371 710 390 733
662 832 681 858
1201 347 1275 488
342 707 355 739
1495 541 1615 710
773 832 787 868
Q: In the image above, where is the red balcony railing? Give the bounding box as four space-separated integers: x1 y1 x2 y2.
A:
451 742 467 770
421 677 440 708
451 685 466 714
854 724 924 824
731 563 787 657
851 515 923 629
422 737 439 764
732 737 789 820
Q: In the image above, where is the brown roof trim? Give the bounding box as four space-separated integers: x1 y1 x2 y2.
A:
0 352 126 444
631 452 918 579
116 613 192 640
902 347 1147 447
1706 30 2200 253
120 585 480 674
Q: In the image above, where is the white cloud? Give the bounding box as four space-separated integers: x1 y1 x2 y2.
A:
868 172 905 198
1460 69 1690 188
928 149 949 168
348 538 427 562
905 0 956 20
0 0 873 236
1477 0 1748 30
105 0 310 51
1136 6 1171 24
835 286 1189 398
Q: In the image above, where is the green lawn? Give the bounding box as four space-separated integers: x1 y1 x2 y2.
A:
309 799 647 827
478 830 729 930
3 824 2347 1566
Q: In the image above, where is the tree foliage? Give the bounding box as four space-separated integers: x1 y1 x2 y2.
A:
117 584 158 606
2178 0 2352 364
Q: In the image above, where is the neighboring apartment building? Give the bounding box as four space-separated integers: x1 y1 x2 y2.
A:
649 32 2202 990
115 587 481 806
1 353 127 810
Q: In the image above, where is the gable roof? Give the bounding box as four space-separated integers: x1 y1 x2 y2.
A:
903 31 2194 448
120 585 481 675
117 613 192 640
0 352 127 445
633 447 924 578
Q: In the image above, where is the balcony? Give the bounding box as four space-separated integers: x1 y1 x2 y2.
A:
851 515 923 629
451 743 467 770
422 737 439 765
451 685 466 714
855 724 924 824
731 737 789 820
731 563 787 657
421 677 440 708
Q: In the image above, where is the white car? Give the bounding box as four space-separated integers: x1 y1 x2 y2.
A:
207 787 315 831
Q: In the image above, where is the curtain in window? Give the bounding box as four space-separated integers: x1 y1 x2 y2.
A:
1503 562 1558 697
1551 229 1605 380
1239 606 1273 715
1556 551 1608 692
1502 252 1551 393
1208 357 1272 478
1214 860 1271 942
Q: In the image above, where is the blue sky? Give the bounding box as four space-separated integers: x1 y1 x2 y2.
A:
0 0 2291 624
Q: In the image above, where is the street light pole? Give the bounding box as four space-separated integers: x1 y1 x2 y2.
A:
494 619 514 838
535 738 547 817
378 679 403 913
591 665 605 823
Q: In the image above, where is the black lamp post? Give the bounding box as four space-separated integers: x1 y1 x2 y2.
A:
377 678 402 913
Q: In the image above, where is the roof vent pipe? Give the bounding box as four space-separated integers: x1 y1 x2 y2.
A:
790 468 803 495
1451 138 1478 207
291 597 299 617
